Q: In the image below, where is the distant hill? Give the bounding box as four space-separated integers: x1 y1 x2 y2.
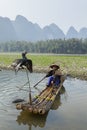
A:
43 23 65 40
66 26 78 39
0 15 87 42
0 16 17 42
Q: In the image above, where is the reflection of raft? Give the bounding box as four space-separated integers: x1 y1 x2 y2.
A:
17 110 48 127
16 75 66 115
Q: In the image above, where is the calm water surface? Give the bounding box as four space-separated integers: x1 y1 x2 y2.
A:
0 70 87 130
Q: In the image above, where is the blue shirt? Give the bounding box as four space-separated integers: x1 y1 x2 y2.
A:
47 75 60 86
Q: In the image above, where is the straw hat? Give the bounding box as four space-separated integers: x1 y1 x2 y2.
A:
50 64 60 69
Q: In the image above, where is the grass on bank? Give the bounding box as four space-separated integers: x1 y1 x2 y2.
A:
0 53 87 80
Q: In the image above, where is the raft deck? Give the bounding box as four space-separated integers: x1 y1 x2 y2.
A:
16 75 65 115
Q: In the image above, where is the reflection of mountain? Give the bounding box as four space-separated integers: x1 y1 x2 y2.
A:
16 86 66 129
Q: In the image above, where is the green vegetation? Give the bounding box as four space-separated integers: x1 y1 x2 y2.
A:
0 38 87 54
0 53 87 80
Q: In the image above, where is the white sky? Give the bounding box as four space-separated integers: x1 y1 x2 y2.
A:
0 0 87 34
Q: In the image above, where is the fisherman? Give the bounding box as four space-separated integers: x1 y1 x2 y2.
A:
46 64 62 87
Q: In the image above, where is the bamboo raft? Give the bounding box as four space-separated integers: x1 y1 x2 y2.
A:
16 75 66 115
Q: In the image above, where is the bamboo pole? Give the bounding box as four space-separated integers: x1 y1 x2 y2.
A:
26 69 32 105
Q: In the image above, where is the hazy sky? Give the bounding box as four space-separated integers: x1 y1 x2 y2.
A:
0 0 87 34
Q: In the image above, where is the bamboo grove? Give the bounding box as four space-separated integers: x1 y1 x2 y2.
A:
0 38 87 54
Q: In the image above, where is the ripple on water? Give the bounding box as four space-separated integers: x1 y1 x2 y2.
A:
0 70 87 130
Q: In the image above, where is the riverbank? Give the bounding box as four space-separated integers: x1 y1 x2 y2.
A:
0 53 87 80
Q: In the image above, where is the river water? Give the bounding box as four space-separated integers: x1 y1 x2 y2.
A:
0 70 87 130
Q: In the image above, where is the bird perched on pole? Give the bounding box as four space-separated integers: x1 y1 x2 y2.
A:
11 51 33 73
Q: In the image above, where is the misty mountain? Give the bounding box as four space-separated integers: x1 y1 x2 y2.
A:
0 15 87 42
0 16 17 42
79 27 87 39
12 15 45 41
66 26 78 39
43 23 65 40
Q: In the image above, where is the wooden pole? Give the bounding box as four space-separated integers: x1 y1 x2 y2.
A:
26 69 32 105
33 76 46 88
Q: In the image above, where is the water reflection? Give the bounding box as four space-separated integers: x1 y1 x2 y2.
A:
17 111 48 128
51 86 66 110
1 70 87 130
16 86 66 130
